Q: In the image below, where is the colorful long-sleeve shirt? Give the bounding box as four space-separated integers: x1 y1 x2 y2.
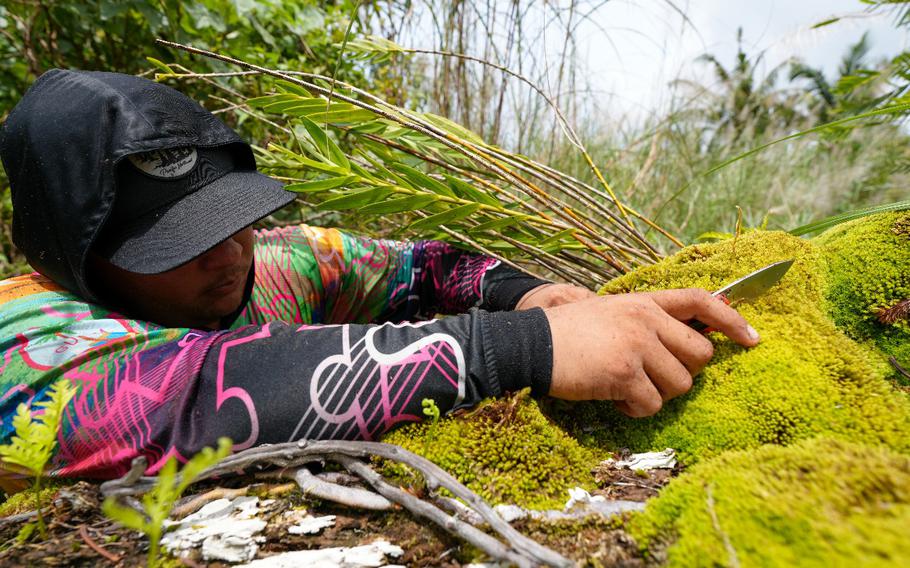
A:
0 225 552 484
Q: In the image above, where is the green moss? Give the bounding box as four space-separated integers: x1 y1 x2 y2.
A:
566 228 910 462
379 213 908 563
380 392 598 509
628 438 910 567
0 481 64 517
814 211 910 379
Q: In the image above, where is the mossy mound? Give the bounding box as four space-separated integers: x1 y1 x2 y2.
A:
814 211 910 379
380 393 598 509
0 481 64 517
564 226 910 462
379 213 908 527
629 438 910 567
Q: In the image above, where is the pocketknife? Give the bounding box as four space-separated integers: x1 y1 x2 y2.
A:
689 259 794 332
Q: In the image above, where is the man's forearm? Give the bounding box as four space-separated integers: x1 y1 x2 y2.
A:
38 307 551 478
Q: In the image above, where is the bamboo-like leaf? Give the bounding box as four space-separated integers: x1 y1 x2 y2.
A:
251 95 375 123
316 187 391 211
473 238 518 252
349 161 380 182
358 137 399 161
147 57 175 75
275 79 313 97
299 117 350 169
284 176 357 193
344 35 408 55
409 203 482 231
389 163 455 197
468 215 529 233
263 100 330 114
305 109 377 123
359 195 438 214
358 152 416 188
444 175 501 206
539 228 577 247
811 17 841 29
348 121 389 135
267 144 348 175
221 47 670 285
790 200 910 236
422 112 485 145
247 93 302 108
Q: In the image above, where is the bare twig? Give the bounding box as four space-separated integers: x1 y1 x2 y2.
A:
334 454 543 568
294 466 393 510
315 471 363 485
0 509 39 527
79 523 122 563
890 356 910 381
120 456 148 487
171 486 250 519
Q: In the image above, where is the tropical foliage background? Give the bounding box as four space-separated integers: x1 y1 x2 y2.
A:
0 0 908 280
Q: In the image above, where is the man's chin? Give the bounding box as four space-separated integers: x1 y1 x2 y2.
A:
206 290 246 324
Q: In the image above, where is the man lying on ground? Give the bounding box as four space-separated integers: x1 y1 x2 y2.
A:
0 70 758 486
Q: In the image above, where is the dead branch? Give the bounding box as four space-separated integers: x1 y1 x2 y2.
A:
100 440 572 567
171 486 250 519
314 471 362 485
294 466 393 511
334 454 545 568
890 356 910 381
0 509 39 526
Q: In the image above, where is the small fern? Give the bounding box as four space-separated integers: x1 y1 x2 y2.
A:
0 379 76 539
102 438 231 568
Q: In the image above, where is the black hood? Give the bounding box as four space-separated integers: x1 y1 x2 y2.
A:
0 69 258 302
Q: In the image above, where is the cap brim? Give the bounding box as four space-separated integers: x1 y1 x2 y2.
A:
100 171 296 274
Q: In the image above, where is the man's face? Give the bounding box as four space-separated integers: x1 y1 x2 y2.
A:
90 227 255 330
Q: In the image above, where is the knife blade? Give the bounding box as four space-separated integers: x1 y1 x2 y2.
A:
689 259 794 332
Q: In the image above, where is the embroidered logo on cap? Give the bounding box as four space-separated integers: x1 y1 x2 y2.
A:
128 147 197 180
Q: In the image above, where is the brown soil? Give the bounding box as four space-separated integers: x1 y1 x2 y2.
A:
591 462 678 502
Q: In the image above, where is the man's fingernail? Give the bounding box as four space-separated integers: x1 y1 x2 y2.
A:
746 325 760 341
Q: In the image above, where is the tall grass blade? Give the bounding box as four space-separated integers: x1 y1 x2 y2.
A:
790 200 910 236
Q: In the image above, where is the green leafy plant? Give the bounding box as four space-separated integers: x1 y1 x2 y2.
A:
102 438 232 568
180 52 672 284
0 379 76 539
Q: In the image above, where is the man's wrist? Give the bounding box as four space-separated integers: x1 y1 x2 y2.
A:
480 263 551 312
480 307 553 397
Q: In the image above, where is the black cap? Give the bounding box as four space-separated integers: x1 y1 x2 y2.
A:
96 144 294 274
0 69 297 299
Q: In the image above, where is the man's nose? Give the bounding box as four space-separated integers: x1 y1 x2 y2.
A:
198 234 243 271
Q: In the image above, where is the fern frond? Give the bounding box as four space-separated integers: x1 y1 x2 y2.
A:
0 380 76 476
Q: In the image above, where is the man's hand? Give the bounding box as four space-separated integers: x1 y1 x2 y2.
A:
515 283 598 310
543 289 760 417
